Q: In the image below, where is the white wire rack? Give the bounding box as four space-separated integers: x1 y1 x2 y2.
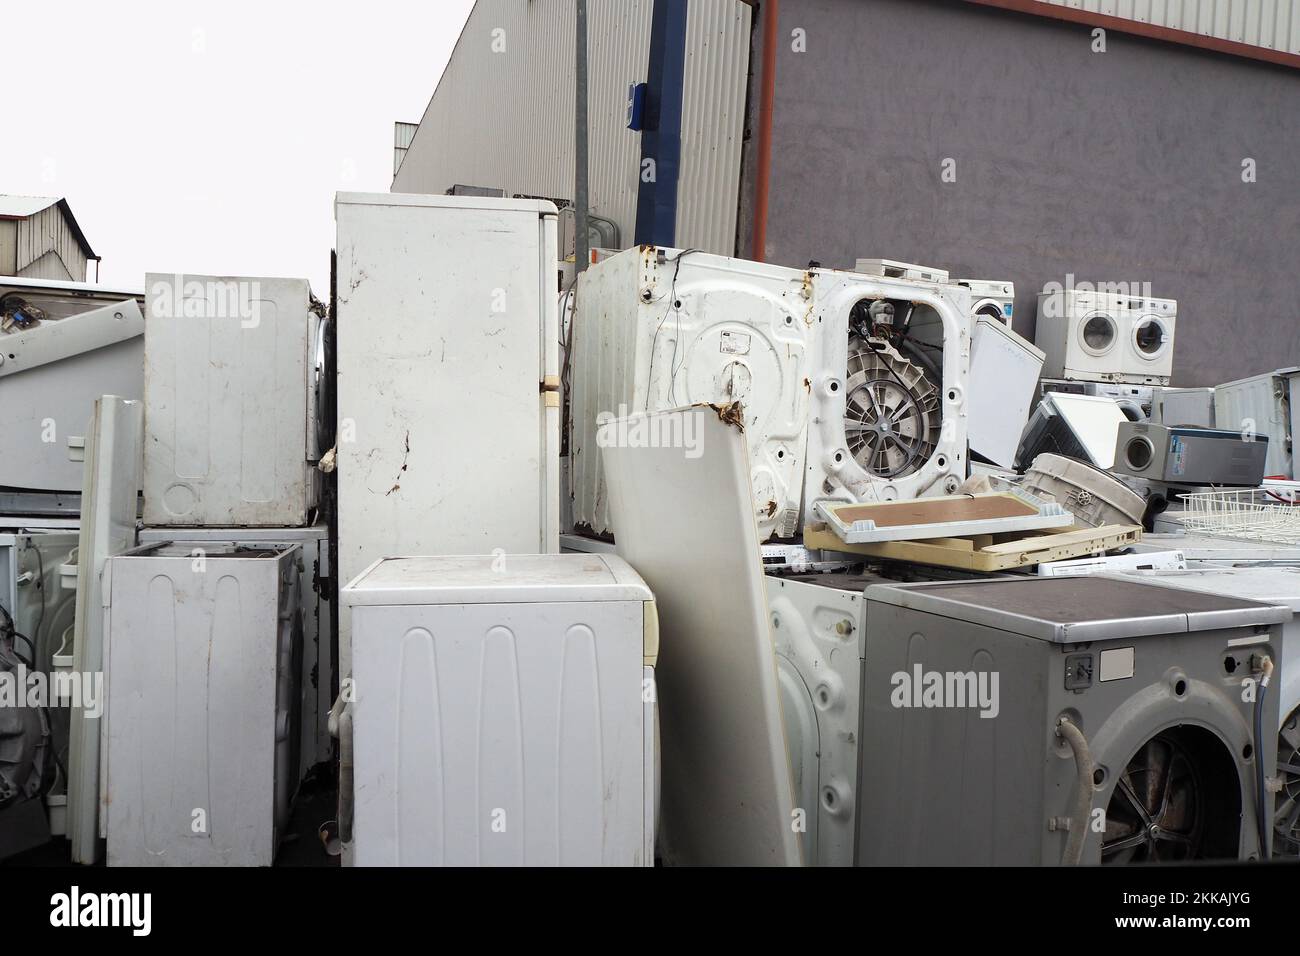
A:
1179 488 1300 543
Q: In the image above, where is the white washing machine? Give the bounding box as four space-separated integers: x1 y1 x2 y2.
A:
959 278 1015 326
103 542 302 866
1037 289 1175 385
803 265 971 516
569 247 812 541
342 553 657 866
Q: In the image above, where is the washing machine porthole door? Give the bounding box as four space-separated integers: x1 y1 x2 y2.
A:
1132 314 1171 362
1078 311 1118 356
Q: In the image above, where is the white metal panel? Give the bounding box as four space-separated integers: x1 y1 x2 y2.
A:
67 396 142 864
1213 368 1299 478
391 0 750 256
138 524 333 775
600 405 802 865
334 193 559 678
348 597 649 866
143 273 313 526
968 315 1045 467
0 297 143 493
104 544 299 866
343 553 652 606
1038 0 1300 53
569 247 812 540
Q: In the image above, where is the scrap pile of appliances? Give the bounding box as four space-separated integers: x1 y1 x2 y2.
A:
3 194 1296 867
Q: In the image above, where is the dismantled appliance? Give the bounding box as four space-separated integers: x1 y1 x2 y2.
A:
815 488 1071 544
138 524 333 777
803 264 971 519
1037 289 1176 385
858 576 1285 864
765 573 874 867
568 247 812 541
958 279 1015 326
1154 387 1216 429
1106 566 1300 857
968 315 1045 467
103 542 302 866
1112 422 1269 488
0 277 144 493
1019 453 1147 529
0 528 79 859
1015 392 1128 470
334 192 561 680
143 273 319 527
341 553 657 866
1213 368 1300 479
1041 379 1153 422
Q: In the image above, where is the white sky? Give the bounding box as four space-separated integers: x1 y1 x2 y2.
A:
2 0 475 293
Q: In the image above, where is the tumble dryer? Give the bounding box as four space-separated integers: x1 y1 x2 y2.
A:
857 575 1285 865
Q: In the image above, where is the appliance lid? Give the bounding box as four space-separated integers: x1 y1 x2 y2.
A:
1124 567 1300 614
865 575 1290 643
341 553 652 605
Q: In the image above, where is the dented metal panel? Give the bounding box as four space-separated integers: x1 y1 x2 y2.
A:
333 192 560 678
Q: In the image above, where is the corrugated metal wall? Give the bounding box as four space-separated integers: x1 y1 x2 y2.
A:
10 204 86 281
1038 0 1300 54
392 0 751 256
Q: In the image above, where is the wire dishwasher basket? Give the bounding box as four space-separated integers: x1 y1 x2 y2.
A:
1180 488 1300 543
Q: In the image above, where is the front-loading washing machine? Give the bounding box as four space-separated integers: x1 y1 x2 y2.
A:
857 575 1286 865
1106 566 1300 857
959 278 1015 327
1037 289 1175 386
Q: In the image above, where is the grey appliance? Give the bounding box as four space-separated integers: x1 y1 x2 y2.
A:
1113 422 1269 487
857 575 1286 865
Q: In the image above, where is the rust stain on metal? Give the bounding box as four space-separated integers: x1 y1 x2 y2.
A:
765 500 778 518
708 401 746 433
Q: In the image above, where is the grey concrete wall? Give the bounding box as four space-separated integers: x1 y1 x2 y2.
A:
739 0 1300 386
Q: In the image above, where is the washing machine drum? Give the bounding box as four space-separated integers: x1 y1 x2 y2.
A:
972 298 1006 322
1276 707 1300 858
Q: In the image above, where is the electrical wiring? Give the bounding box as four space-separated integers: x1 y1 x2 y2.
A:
644 248 699 410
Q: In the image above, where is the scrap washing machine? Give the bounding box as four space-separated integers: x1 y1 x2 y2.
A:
857 576 1285 865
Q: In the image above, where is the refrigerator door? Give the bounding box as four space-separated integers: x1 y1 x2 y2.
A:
68 395 142 864
599 404 802 866
334 193 559 674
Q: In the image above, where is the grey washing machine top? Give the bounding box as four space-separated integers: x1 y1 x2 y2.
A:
865 575 1290 643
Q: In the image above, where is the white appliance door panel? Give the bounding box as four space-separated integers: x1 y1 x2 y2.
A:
336 203 552 675
68 395 142 864
599 405 802 866
105 555 285 866
351 600 645 866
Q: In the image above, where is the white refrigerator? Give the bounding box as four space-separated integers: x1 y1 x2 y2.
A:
333 192 560 678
